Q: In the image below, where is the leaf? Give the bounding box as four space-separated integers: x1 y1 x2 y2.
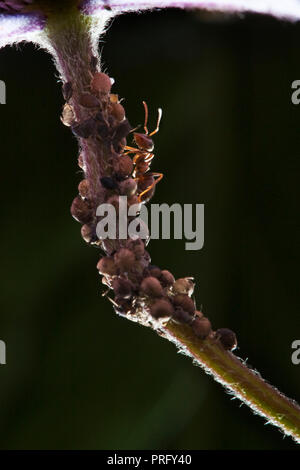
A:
80 0 300 21
0 11 45 47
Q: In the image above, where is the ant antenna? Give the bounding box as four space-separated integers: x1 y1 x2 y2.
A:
149 107 162 137
142 101 149 135
142 101 162 136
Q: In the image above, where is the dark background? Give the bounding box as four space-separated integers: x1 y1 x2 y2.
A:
0 8 299 450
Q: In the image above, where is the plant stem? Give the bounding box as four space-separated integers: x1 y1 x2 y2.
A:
163 321 300 443
43 7 300 444
45 7 113 207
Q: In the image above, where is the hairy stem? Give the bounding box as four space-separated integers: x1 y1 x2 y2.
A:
163 322 300 443
43 7 300 444
45 6 113 205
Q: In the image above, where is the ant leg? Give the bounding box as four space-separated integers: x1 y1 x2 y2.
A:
138 172 164 202
107 297 121 308
142 101 149 135
152 172 164 184
124 145 140 153
123 147 143 158
149 108 162 137
123 147 150 160
102 288 110 297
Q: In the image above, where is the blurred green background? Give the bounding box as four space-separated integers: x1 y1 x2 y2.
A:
0 8 299 450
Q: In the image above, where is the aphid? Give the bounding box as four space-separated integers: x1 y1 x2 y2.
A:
100 176 118 190
124 101 163 202
70 195 93 224
79 92 99 108
61 103 75 127
150 299 174 320
72 118 97 139
192 317 212 339
215 328 237 351
91 72 112 95
112 119 132 151
62 82 73 101
81 224 99 245
112 277 133 299
140 276 163 298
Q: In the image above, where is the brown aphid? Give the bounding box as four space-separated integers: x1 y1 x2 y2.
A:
97 256 117 276
112 277 133 299
81 224 93 243
78 179 90 199
70 196 93 224
160 270 175 287
215 328 237 351
192 317 212 339
94 109 108 125
126 238 145 259
172 294 195 314
114 248 136 272
114 155 133 179
111 102 125 122
113 119 132 151
173 278 195 296
141 276 163 298
173 307 194 325
78 153 85 170
100 176 118 191
91 72 112 94
79 92 99 108
97 121 110 139
61 103 75 127
124 101 163 202
150 298 174 319
72 118 97 139
119 178 137 197
148 265 162 279
62 82 73 101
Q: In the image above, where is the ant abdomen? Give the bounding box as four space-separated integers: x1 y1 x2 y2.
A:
134 158 149 176
137 174 156 202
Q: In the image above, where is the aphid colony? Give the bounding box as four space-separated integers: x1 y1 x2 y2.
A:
61 65 237 351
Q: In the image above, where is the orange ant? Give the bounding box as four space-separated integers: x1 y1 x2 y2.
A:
124 101 163 202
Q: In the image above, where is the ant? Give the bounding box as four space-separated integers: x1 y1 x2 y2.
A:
124 101 163 202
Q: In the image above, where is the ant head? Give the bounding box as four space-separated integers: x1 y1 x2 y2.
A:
133 132 154 152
